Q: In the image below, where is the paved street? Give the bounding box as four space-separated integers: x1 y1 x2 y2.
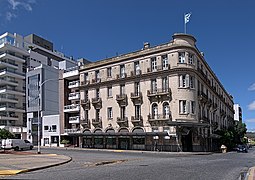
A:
2 147 255 180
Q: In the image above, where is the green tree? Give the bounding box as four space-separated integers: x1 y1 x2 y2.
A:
0 128 15 139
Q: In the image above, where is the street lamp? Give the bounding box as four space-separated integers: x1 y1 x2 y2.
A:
37 78 62 154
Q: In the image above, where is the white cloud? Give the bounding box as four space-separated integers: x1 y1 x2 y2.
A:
248 101 255 111
248 83 255 91
245 118 255 123
4 0 36 21
6 11 16 21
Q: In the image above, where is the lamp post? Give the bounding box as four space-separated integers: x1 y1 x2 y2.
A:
37 78 62 154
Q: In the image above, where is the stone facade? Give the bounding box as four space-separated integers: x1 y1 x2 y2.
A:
62 33 234 152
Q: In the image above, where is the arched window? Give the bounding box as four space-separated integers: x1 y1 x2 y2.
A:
152 103 158 119
163 102 170 118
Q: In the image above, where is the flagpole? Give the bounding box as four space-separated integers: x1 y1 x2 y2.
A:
184 13 186 34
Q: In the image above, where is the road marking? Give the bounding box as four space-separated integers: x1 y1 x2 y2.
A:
113 150 124 152
0 169 27 175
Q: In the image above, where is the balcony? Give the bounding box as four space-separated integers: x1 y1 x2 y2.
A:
91 97 102 109
0 87 25 96
130 92 143 104
0 78 18 86
69 116 80 124
0 53 26 63
0 60 19 69
91 78 101 84
81 118 89 125
0 114 19 121
116 73 127 79
198 91 208 103
68 92 80 100
64 128 80 134
0 95 18 103
130 70 142 76
147 88 171 98
64 104 80 113
92 117 102 126
68 81 80 89
80 99 90 110
80 80 90 86
0 69 25 79
116 94 127 106
117 117 128 123
131 116 143 123
148 114 171 122
0 105 25 113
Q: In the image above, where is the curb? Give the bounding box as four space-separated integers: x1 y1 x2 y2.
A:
0 155 72 175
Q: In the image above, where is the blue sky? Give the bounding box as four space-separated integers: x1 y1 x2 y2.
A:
1 0 255 131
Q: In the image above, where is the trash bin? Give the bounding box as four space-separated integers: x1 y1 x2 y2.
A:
221 144 227 153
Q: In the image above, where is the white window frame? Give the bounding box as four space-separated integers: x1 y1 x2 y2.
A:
151 57 157 71
162 55 168 69
178 52 185 63
188 53 195 65
107 107 113 119
179 100 188 114
107 86 112 98
107 67 112 77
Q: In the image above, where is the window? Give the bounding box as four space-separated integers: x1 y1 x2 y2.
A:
44 126 49 131
135 105 141 118
134 61 140 75
179 100 188 114
120 106 126 119
84 73 89 84
108 107 113 119
179 74 195 88
120 65 126 78
52 125 57 132
120 84 125 95
107 86 112 98
151 79 157 93
134 82 140 96
190 101 196 114
163 103 170 118
151 57 157 71
162 55 168 69
178 52 185 63
162 77 168 92
152 104 158 119
95 70 100 82
188 53 195 64
107 67 112 77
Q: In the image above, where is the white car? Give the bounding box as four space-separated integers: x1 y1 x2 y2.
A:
1 139 33 151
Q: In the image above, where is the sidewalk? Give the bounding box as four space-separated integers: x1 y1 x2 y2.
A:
0 150 71 175
245 167 255 180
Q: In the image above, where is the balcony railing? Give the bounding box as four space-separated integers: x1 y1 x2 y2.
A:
198 91 208 102
80 80 90 86
81 118 89 125
117 117 128 123
148 114 171 122
80 99 90 109
64 104 80 112
92 78 101 83
92 117 102 125
68 81 80 88
68 92 80 100
64 128 80 134
131 116 143 123
130 70 142 76
147 88 171 97
69 116 80 124
130 92 142 98
91 97 102 109
116 94 127 106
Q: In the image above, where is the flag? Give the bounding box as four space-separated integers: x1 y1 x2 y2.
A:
185 13 191 24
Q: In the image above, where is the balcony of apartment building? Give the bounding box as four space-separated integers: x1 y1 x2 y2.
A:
68 80 80 89
0 59 19 69
130 92 143 104
147 114 171 122
69 116 80 124
0 68 25 79
80 98 90 110
68 92 80 100
117 116 128 124
0 105 25 113
130 70 142 76
0 94 18 103
63 66 79 79
64 128 80 134
64 104 80 113
92 117 102 127
91 97 102 109
116 94 127 106
0 77 19 86
0 86 25 96
80 118 90 126
197 91 208 103
147 88 171 99
0 114 19 121
0 52 27 63
131 115 143 124
91 78 101 84
116 73 127 79
80 79 90 86
146 65 170 73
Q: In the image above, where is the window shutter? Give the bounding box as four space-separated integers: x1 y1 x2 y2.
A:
186 101 190 114
179 75 182 87
185 74 190 88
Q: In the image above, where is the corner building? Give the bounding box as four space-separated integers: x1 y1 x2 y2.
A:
74 34 234 152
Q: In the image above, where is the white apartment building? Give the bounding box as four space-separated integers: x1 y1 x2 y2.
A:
62 33 234 152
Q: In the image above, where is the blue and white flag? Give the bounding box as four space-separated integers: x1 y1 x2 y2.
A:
185 13 191 24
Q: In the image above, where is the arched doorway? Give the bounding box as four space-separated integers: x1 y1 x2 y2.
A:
163 102 170 119
94 129 103 149
82 129 92 148
132 128 145 150
105 129 116 149
118 128 129 150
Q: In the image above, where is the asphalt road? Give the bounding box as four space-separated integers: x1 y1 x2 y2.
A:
3 147 255 180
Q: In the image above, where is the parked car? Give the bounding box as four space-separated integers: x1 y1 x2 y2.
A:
236 144 248 153
1 139 33 151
